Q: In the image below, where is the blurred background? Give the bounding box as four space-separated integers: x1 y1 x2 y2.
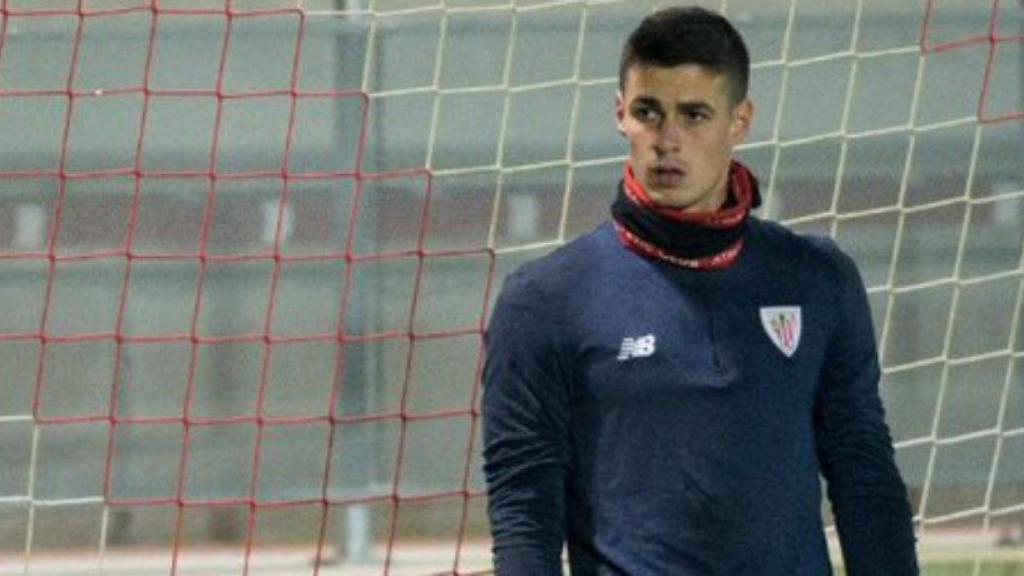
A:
0 0 1021 574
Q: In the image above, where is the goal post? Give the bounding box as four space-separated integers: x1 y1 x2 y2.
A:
0 0 1020 575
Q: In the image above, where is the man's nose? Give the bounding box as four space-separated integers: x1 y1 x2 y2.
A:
653 121 682 154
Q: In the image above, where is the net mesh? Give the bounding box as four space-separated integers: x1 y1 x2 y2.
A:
0 0 1021 574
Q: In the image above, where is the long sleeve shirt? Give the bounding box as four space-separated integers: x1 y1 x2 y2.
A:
482 218 918 575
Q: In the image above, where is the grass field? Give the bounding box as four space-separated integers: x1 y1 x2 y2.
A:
923 565 1023 576
1 539 1020 575
837 561 1024 576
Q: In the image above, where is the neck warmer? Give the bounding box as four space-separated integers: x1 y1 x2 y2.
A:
610 161 761 270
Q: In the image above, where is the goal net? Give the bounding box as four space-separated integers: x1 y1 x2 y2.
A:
0 0 1020 574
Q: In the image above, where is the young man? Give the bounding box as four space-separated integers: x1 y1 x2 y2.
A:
482 6 919 575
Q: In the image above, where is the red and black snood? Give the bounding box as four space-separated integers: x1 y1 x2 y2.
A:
610 161 762 270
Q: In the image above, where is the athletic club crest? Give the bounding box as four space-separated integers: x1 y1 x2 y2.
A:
760 306 802 357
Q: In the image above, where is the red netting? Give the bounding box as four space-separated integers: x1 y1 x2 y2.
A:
0 2 492 574
920 0 1024 122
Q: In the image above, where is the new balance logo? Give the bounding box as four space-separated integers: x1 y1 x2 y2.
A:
617 334 656 361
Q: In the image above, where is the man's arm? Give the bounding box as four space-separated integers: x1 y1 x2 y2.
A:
482 271 571 575
815 246 919 576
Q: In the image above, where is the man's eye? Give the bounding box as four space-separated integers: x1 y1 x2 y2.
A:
686 111 709 122
634 107 660 122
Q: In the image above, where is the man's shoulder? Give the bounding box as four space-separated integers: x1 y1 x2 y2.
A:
748 216 854 277
749 216 834 254
503 222 618 298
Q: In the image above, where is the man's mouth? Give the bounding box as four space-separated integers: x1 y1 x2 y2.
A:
650 166 685 188
652 166 684 176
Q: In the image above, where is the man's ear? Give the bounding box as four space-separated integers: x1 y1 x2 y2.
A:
615 91 626 135
730 98 754 143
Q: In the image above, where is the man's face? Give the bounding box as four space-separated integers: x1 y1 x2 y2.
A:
617 64 753 212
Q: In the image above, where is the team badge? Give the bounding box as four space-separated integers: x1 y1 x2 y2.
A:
760 306 801 357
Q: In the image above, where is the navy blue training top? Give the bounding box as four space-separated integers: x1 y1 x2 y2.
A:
482 218 918 575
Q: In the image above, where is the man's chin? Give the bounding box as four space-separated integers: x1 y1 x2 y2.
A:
652 191 728 214
647 188 692 210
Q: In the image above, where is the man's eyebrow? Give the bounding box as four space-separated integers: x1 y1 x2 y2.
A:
631 96 664 109
676 101 715 114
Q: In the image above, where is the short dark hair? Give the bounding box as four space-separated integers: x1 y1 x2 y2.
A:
619 6 750 105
